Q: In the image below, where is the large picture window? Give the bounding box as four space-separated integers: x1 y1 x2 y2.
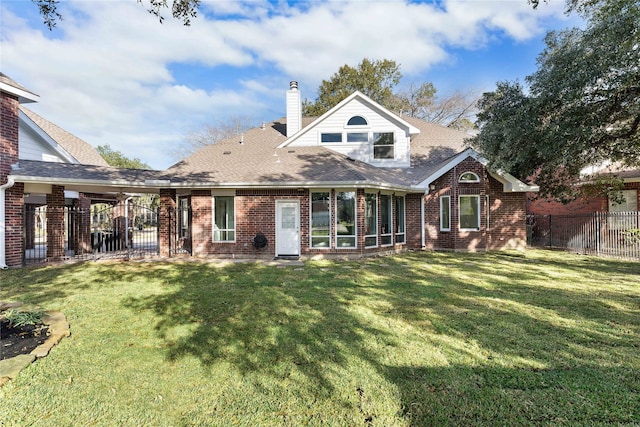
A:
380 194 392 246
213 196 235 241
336 191 356 248
373 132 394 159
365 193 377 247
609 189 638 230
311 192 331 248
459 195 480 231
440 195 451 231
395 195 405 244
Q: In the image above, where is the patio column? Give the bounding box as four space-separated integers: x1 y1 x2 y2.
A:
46 185 66 260
159 188 176 257
73 194 92 255
191 191 211 257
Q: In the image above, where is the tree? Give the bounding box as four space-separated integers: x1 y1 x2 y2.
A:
97 145 151 169
174 115 256 159
302 58 402 116
32 0 200 30
471 0 640 201
391 82 479 130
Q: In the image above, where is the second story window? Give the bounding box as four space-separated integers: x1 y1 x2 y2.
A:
373 132 394 159
347 115 368 126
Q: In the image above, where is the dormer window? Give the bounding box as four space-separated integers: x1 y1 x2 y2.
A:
347 115 368 126
373 132 394 159
459 171 480 183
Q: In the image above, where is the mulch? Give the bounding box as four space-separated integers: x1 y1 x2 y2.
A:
1 319 50 360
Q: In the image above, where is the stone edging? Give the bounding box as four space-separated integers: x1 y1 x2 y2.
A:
0 310 71 387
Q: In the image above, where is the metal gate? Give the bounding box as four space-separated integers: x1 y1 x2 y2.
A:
24 201 160 265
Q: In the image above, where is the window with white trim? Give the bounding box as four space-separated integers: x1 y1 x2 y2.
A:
347 132 368 143
321 133 342 143
609 189 638 230
347 116 368 126
373 132 394 159
212 195 235 241
440 195 451 231
459 171 480 183
395 195 405 244
459 195 480 231
380 194 392 246
365 193 377 247
311 191 331 248
336 191 356 248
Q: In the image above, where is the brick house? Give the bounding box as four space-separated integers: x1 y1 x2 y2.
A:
1 76 537 267
527 170 640 216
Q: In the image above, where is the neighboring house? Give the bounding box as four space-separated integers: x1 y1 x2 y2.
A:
1 76 538 268
527 169 640 216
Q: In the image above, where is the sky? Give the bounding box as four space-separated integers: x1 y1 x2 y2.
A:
1 0 579 170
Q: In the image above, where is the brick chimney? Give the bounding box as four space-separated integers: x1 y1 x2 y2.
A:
286 81 301 137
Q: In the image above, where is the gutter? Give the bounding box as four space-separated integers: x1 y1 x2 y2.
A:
0 178 16 269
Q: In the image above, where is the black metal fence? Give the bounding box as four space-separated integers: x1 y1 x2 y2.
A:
527 212 640 260
24 203 160 265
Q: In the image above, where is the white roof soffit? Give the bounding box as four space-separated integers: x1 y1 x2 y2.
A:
278 91 420 148
415 148 539 193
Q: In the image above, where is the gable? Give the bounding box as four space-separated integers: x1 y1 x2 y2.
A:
19 116 75 163
415 148 539 193
281 92 419 168
18 107 109 166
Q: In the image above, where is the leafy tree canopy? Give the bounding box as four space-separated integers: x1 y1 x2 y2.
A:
303 58 478 130
471 0 639 202
97 145 151 169
302 59 402 117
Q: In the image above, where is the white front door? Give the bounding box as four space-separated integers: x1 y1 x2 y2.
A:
276 201 300 256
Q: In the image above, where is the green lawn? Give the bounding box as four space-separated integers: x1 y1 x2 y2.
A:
1 250 639 426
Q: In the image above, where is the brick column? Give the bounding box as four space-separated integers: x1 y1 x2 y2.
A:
191 191 211 256
73 194 92 255
46 185 66 260
159 189 176 257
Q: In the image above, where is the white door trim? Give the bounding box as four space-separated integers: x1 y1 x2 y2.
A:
275 200 300 257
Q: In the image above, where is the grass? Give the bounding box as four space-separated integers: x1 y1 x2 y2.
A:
0 249 638 426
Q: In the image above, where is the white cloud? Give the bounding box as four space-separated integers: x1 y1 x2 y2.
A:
0 0 569 168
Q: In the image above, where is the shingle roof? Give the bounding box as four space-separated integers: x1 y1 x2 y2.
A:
11 160 164 191
166 118 411 189
167 115 473 189
0 72 39 102
20 106 110 167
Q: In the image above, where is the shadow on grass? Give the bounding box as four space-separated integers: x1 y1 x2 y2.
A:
6 251 636 424
122 261 393 397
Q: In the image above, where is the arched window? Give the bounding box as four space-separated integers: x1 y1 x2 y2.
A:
347 115 368 126
459 171 480 183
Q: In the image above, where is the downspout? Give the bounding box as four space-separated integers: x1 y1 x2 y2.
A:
0 178 16 269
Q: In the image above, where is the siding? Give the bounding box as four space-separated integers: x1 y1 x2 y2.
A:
287 98 411 168
19 121 65 162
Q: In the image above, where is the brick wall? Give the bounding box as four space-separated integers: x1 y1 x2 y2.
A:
528 181 640 215
4 183 24 266
424 157 527 251
1 91 24 266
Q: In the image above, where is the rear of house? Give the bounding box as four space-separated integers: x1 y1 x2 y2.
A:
1 77 537 267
